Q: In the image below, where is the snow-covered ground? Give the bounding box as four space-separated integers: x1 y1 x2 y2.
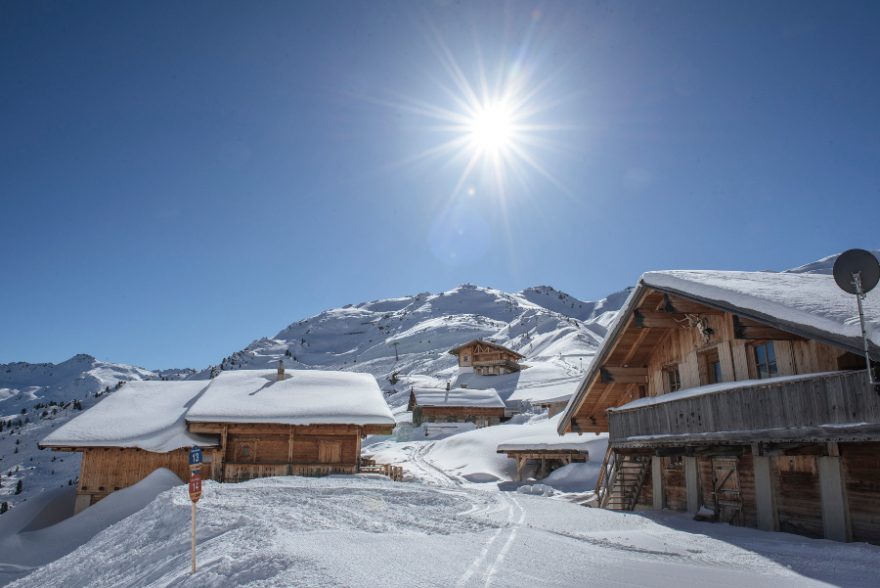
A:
368 413 608 491
6 475 879 587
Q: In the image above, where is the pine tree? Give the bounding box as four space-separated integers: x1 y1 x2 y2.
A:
14 480 22 495
0 502 7 515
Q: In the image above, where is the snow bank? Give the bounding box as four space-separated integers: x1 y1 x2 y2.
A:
186 369 395 426
40 381 215 452
420 415 607 486
411 387 505 408
0 468 182 585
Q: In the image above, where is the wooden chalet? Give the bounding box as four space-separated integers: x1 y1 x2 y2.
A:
449 339 526 376
41 365 396 512
558 270 880 543
408 387 505 428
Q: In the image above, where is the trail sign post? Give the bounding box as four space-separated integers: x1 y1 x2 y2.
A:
188 446 202 574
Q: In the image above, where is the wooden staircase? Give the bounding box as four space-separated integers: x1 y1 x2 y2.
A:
595 446 650 511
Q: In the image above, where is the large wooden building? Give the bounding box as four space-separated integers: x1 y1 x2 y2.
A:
41 366 395 512
449 339 526 376
408 387 506 427
558 269 880 543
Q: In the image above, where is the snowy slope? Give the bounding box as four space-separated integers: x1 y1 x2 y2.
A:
8 475 879 588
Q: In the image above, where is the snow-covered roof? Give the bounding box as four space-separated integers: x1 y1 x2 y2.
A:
642 270 880 351
610 372 846 412
411 387 505 408
559 269 880 435
496 435 593 452
40 381 217 452
186 369 395 426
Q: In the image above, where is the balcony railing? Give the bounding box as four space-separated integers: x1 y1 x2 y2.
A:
472 358 521 370
608 371 880 447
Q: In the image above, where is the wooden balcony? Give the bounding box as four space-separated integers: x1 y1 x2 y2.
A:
608 371 880 448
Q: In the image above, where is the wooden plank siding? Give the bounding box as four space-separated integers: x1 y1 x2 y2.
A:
608 371 880 447
773 455 824 538
842 442 880 543
662 457 688 511
78 447 221 505
414 405 505 427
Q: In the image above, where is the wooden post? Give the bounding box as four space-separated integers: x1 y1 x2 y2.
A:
818 452 851 542
191 501 197 573
684 456 699 514
651 456 664 511
752 450 777 532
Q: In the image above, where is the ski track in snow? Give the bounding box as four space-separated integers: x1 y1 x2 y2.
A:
457 493 527 588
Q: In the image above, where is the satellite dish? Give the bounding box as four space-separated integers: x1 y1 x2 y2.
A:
833 249 880 295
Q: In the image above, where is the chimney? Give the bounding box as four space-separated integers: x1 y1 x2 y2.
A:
277 359 285 381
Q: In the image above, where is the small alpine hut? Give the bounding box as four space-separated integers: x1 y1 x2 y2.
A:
41 365 395 511
408 387 505 428
449 339 526 376
38 381 219 514
497 434 593 481
558 269 880 543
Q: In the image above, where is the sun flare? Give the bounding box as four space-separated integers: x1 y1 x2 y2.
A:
467 102 516 155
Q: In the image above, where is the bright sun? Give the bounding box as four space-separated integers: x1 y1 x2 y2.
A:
468 102 515 154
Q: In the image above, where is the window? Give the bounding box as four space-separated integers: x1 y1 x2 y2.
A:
662 364 681 393
752 342 777 379
699 348 722 385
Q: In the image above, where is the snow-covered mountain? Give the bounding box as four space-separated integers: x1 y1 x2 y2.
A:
207 283 624 390
785 249 880 275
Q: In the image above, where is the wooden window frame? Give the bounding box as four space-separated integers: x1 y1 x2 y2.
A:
698 347 722 385
662 364 682 393
749 341 778 380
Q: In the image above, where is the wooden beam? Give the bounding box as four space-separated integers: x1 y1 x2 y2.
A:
661 294 724 315
732 315 805 341
634 310 686 329
600 366 649 384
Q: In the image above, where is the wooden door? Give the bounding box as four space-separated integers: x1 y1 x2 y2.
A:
318 441 342 464
712 457 742 524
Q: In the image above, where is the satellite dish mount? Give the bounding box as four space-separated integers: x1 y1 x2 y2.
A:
833 249 880 389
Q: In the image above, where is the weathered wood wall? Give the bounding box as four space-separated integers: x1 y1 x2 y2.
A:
646 312 846 397
661 457 687 511
414 406 505 426
609 371 877 446
772 455 823 538
185 423 364 481
842 442 880 543
78 447 219 504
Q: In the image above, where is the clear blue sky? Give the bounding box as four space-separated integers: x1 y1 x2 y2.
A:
2 1 878 369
